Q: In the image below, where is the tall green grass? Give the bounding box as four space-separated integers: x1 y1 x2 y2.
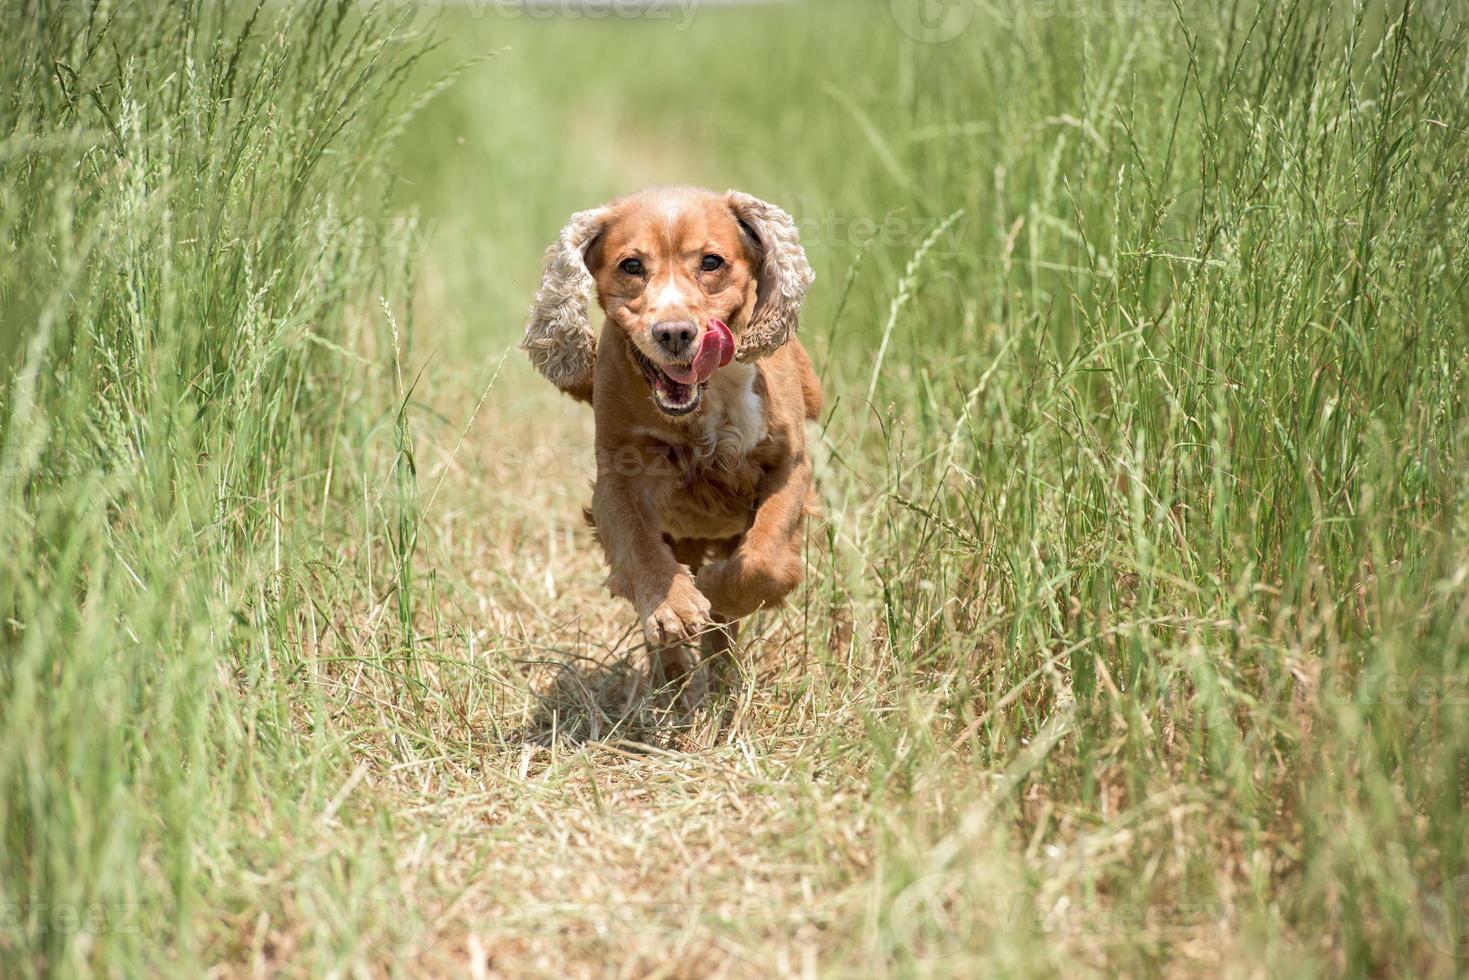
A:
3 0 1468 974
831 3 1469 969
1 1 433 973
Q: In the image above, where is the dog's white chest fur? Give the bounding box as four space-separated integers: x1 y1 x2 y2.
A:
648 362 769 541
694 362 766 467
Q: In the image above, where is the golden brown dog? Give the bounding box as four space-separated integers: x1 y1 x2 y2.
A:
521 186 820 687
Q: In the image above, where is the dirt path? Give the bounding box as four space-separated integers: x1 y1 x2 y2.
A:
324 114 864 977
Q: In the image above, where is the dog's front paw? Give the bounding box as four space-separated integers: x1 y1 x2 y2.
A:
697 553 803 621
639 575 712 644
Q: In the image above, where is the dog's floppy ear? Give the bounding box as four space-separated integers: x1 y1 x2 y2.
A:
521 205 610 397
726 190 815 362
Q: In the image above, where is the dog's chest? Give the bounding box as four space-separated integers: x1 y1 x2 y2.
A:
652 367 770 539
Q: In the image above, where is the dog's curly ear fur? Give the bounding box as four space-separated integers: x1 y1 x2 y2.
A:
521 205 610 397
726 190 814 362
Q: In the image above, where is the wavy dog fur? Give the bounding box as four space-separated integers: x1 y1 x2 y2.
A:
521 204 609 400
726 190 816 363
522 189 813 399
520 186 821 695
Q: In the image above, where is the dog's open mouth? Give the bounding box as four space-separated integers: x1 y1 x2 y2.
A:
632 347 703 416
630 320 735 418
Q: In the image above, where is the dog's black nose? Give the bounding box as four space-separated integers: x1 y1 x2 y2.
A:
651 320 697 357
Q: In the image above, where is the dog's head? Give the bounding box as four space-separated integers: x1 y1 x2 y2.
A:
521 186 814 417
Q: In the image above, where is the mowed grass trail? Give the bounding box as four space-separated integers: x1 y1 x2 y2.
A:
3 0 1469 975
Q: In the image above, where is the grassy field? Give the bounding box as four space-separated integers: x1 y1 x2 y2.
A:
3 0 1468 975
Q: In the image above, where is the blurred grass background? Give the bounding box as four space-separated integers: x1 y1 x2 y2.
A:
3 0 1468 975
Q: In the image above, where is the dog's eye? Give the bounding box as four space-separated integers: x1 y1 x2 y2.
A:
701 254 724 272
619 258 644 276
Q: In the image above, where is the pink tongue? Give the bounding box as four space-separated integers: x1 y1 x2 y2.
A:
661 319 734 385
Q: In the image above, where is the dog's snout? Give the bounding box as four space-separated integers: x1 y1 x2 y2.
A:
652 320 698 357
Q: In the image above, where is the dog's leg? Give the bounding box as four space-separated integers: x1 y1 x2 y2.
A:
696 455 812 621
698 537 742 688
642 536 706 702
700 617 739 659
592 468 711 645
650 641 699 690
699 617 741 691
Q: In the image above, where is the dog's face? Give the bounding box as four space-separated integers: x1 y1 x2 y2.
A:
521 186 814 416
586 188 757 416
